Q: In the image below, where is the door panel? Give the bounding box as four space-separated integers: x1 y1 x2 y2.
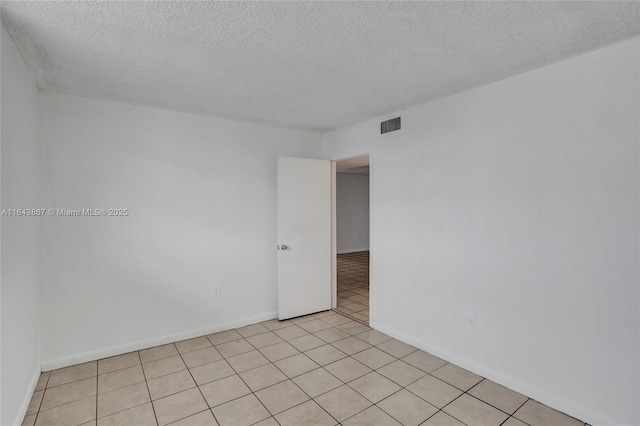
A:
277 157 331 320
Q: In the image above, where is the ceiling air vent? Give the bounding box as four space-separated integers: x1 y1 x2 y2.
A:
381 117 401 134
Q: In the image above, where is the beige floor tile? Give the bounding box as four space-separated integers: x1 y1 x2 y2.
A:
143 355 187 380
502 417 528 426
153 388 208 425
288 334 326 352
273 325 309 341
335 306 353 314
245 332 283 349
26 390 44 415
206 329 242 346
98 352 140 375
406 375 462 408
376 339 417 358
98 365 146 394
215 339 254 358
293 368 342 398
189 359 235 386
239 363 287 392
401 350 447 373
97 381 150 418
169 410 219 426
337 323 370 335
182 347 223 368
468 379 528 414
298 319 333 333
258 342 300 362
377 389 438 426
443 394 509 426
236 323 269 338
147 370 196 400
314 385 372 422
226 350 270 373
514 399 584 426
351 313 370 323
346 295 368 303
313 311 336 319
275 400 337 426
377 360 425 387
199 375 251 407
421 411 466 426
331 336 372 355
79 421 96 426
139 344 179 364
343 302 367 312
175 337 212 354
351 348 396 370
348 372 401 404
41 377 97 411
255 380 310 415
313 327 351 343
324 357 371 382
253 417 279 426
48 361 97 388
354 330 392 346
431 364 483 391
321 314 353 327
304 345 347 366
342 405 401 426
35 396 96 426
35 372 50 391
261 319 292 331
21 413 36 426
211 394 270 426
290 315 317 325
274 353 320 378
96 402 156 426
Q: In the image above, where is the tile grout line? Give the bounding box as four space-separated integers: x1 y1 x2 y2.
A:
174 343 224 426
95 361 98 424
139 346 162 426
238 320 344 424
29 308 583 426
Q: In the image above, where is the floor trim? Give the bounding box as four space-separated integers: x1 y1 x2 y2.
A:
14 364 41 426
41 311 278 371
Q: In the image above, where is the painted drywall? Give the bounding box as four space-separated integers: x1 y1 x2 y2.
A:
1 24 41 426
323 38 639 426
39 92 322 367
336 173 369 253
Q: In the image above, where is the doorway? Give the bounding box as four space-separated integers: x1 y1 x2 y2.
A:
333 155 370 324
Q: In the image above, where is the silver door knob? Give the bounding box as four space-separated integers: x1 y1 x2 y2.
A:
280 244 288 250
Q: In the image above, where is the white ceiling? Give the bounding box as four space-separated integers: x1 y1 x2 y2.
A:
2 1 638 132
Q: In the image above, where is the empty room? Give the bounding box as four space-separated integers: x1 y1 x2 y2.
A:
1 2 638 426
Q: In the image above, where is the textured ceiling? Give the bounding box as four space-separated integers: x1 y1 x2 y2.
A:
2 1 639 132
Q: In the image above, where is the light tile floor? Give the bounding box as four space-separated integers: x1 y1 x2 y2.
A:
335 251 369 324
23 311 588 426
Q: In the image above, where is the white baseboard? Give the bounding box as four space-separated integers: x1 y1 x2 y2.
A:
337 248 369 254
370 320 622 426
13 365 41 426
41 311 278 371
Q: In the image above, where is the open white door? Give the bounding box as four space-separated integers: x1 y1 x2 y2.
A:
277 157 331 320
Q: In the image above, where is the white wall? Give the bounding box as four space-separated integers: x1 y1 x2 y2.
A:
1 25 42 426
336 173 369 253
39 92 322 367
323 38 639 426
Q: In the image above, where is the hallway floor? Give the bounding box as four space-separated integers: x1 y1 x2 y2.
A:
23 311 587 426
335 251 369 324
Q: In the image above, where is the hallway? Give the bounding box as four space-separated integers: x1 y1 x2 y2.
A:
335 252 369 324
